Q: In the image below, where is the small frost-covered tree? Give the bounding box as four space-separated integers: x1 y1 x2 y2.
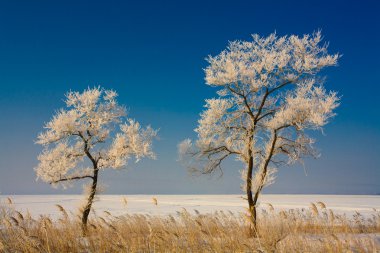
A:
35 87 157 231
179 32 340 233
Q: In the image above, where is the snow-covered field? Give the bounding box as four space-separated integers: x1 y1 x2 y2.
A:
1 194 379 219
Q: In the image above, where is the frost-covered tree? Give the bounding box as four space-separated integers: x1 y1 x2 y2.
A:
35 87 157 232
179 32 340 233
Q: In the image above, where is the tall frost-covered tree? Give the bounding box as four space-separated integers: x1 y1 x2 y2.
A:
35 87 157 232
179 32 340 233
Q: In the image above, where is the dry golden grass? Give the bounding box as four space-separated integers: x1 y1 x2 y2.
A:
0 199 379 252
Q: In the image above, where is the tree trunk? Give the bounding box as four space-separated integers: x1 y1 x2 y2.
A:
246 154 257 236
81 168 98 234
247 131 278 237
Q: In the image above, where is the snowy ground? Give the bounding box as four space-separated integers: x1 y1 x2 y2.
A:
1 194 379 219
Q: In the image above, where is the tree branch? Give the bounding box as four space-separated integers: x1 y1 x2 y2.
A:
227 85 255 120
50 175 93 184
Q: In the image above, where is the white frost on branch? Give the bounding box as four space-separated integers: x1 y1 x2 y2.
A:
179 31 340 195
35 87 157 187
266 79 339 130
106 119 157 168
205 31 339 89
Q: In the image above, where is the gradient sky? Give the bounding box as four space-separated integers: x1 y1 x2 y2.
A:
0 0 379 195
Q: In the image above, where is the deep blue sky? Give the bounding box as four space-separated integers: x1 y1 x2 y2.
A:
0 0 379 195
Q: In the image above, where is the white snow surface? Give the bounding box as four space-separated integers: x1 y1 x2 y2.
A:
1 194 379 219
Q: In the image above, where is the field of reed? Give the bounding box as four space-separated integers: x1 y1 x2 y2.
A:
1 197 379 252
